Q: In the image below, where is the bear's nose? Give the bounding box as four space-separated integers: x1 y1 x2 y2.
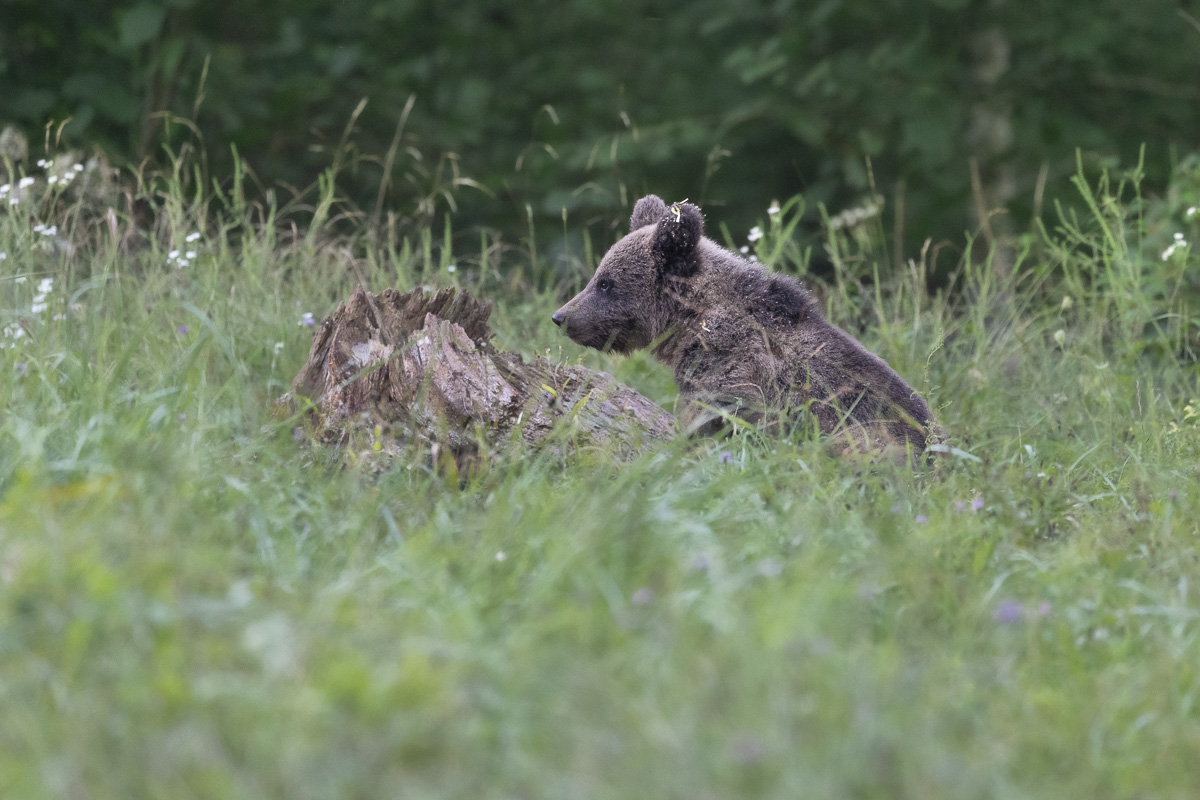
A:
551 311 565 327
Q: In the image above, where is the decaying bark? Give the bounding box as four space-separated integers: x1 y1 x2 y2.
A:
284 286 675 464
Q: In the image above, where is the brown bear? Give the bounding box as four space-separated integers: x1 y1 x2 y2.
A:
551 195 940 458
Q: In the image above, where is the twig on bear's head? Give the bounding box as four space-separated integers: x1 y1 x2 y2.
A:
670 199 688 223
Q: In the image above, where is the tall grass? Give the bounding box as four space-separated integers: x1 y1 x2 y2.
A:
1 147 1199 799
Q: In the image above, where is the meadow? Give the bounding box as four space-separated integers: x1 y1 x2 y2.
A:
2 152 1200 799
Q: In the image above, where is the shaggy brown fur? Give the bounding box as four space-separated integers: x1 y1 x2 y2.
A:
552 195 941 457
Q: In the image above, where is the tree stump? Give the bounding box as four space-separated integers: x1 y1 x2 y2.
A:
284 286 675 465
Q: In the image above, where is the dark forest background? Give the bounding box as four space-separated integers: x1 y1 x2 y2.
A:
3 0 1200 259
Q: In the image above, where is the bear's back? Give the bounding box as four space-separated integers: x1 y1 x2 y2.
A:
674 241 936 448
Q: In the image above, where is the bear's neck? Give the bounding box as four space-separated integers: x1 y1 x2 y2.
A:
649 255 749 367
649 249 813 375
651 272 709 366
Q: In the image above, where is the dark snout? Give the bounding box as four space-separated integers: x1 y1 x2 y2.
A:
552 294 590 345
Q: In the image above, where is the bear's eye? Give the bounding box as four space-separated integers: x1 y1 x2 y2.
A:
597 278 612 292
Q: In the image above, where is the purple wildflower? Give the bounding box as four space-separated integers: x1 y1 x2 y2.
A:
177 325 188 335
729 733 766 765
993 599 1024 624
971 497 984 511
915 514 928 523
631 587 654 606
718 451 733 464
299 312 316 326
15 363 26 374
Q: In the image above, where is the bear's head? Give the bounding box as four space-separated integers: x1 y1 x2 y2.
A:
552 194 703 353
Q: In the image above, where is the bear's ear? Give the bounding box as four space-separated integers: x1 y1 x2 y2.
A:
630 194 669 231
652 201 704 276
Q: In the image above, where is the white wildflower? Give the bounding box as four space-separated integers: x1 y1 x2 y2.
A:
739 246 749 254
1175 232 1185 240
0 184 8 194
757 558 783 577
185 251 197 260
767 200 780 216
495 551 506 562
1162 240 1186 260
41 226 57 237
242 614 299 678
748 226 763 242
185 232 201 242
32 281 53 310
14 276 25 284
18 177 34 189
749 255 759 262
447 263 456 273
273 342 285 354
72 163 84 172
36 159 49 168
33 224 45 233
1188 207 1197 218
299 312 315 326
8 198 17 206
830 199 881 231
47 176 58 185
52 314 64 321
168 248 191 268
0 253 6 260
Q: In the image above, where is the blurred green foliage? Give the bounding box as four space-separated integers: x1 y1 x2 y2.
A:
2 0 1199 250
5 131 1200 797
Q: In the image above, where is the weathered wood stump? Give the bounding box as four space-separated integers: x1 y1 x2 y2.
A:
285 286 676 465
